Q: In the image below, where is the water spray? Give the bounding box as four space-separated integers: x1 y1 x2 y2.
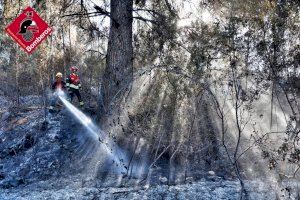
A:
56 89 128 173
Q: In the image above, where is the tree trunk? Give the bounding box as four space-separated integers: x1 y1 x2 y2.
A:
100 0 133 115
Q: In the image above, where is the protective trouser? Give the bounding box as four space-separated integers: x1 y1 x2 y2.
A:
49 94 59 110
68 88 84 107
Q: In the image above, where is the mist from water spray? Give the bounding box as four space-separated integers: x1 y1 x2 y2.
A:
56 89 128 174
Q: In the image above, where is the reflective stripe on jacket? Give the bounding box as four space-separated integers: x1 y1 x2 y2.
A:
66 73 81 90
69 83 81 90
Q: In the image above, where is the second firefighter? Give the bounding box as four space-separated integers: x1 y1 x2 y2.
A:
66 66 84 107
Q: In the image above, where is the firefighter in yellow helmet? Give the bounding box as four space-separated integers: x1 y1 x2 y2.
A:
49 72 67 112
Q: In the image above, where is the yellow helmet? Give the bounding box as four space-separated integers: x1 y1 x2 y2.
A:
55 72 63 78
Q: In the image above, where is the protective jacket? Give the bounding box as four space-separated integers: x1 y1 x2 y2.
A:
52 81 66 91
66 73 81 90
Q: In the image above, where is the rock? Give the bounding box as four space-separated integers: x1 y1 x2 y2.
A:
159 176 168 184
0 172 5 180
83 188 99 197
40 120 49 131
18 167 30 177
208 171 215 176
48 133 60 142
1 111 10 121
23 134 35 149
186 177 193 183
1 177 25 188
207 175 222 182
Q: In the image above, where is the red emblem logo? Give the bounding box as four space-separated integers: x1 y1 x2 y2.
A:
5 7 52 54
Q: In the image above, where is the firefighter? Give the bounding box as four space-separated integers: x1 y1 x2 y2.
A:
49 72 66 112
66 66 84 107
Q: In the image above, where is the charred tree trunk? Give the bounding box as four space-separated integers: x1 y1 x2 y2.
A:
100 0 133 115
